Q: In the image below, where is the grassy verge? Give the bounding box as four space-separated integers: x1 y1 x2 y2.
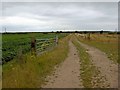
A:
72 35 112 88
72 36 94 88
72 36 110 88
2 36 70 88
76 34 118 63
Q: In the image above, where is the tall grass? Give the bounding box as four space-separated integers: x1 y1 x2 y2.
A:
2 35 70 88
71 36 94 88
76 34 118 63
72 36 109 88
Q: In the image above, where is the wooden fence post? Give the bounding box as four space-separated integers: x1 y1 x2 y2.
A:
31 37 36 55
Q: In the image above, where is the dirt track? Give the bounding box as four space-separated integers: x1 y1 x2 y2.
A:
78 41 118 88
42 41 83 88
42 38 118 88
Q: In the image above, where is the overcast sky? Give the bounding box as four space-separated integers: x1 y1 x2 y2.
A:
0 2 118 32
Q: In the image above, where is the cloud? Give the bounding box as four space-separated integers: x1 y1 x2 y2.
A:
1 2 118 32
2 16 47 26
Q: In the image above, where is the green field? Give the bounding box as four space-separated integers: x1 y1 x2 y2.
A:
2 33 67 64
2 33 69 88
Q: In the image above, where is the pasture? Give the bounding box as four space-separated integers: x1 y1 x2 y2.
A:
2 33 67 64
2 32 119 88
2 32 69 88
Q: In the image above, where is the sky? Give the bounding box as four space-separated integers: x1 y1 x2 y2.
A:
0 2 118 32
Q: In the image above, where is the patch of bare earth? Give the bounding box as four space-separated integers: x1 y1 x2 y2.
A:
78 41 118 88
42 41 83 88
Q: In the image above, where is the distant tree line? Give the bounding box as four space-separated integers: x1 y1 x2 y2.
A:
2 30 120 34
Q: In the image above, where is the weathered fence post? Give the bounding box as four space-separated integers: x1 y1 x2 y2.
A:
31 37 36 55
